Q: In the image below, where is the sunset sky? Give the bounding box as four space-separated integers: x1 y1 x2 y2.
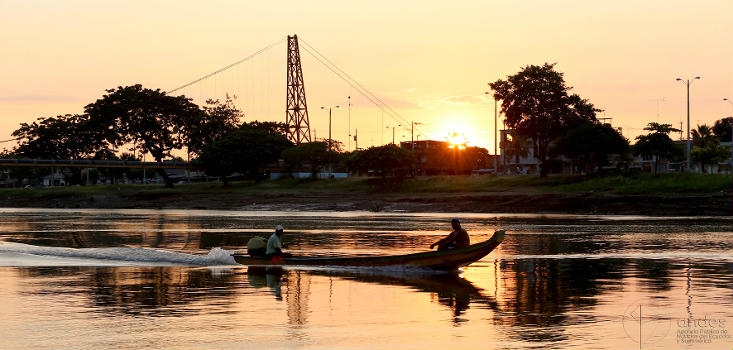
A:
1 1 731 153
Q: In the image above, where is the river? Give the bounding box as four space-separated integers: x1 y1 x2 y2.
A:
0 208 730 349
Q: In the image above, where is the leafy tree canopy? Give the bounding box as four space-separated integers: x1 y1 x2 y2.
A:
712 117 732 143
489 63 599 176
84 84 202 186
552 123 629 174
12 114 109 159
281 142 342 179
633 123 683 175
347 144 416 178
197 127 292 182
186 96 242 156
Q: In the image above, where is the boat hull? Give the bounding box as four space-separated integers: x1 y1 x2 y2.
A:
232 230 505 270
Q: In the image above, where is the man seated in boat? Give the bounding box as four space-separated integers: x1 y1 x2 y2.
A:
266 225 292 258
430 218 470 251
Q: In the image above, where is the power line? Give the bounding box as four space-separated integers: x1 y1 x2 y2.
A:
167 37 286 94
299 38 421 136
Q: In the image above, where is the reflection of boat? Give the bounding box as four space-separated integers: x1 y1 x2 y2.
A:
232 230 504 270
245 266 498 319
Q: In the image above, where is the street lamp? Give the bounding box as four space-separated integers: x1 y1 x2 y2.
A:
723 98 733 173
485 91 497 172
320 105 339 150
675 76 701 171
386 124 401 144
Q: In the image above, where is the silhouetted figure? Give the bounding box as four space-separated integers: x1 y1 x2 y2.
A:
266 225 292 258
430 218 470 251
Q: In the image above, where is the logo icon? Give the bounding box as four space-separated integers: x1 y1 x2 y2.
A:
622 302 671 348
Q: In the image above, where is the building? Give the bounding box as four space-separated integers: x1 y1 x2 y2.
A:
499 129 538 174
399 140 491 175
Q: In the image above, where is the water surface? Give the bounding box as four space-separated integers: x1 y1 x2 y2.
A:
0 208 731 349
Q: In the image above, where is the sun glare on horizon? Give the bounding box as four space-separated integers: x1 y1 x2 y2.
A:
447 131 467 150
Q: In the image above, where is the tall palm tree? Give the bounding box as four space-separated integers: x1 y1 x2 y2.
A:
691 124 718 148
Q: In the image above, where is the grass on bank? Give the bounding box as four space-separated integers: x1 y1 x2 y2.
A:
1 173 730 200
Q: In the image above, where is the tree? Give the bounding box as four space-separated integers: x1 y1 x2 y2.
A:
241 121 289 136
12 114 108 160
197 127 292 183
691 124 727 173
712 117 732 143
633 123 682 175
281 142 340 180
489 63 599 176
691 124 717 148
552 123 630 174
347 144 416 178
84 85 202 187
185 96 241 156
11 114 110 184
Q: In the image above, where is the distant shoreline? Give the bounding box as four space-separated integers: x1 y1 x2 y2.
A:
2 175 730 216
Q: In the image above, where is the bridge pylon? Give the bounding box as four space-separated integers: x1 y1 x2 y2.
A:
285 35 311 145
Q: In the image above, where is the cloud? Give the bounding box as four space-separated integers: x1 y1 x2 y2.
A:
442 95 486 105
0 94 80 102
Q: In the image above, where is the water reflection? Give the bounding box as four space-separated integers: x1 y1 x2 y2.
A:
1 210 731 349
16 266 240 317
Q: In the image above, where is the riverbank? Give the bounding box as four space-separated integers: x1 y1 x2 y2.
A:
1 174 730 216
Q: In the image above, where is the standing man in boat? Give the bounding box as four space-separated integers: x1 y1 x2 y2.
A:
266 225 292 258
430 218 470 251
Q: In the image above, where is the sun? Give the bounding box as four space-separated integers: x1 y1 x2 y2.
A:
447 131 467 150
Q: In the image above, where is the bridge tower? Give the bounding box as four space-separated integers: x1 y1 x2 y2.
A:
285 35 311 145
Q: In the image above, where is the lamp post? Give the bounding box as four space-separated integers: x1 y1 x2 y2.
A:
387 125 401 144
676 76 701 171
320 105 339 150
485 91 497 172
723 98 733 173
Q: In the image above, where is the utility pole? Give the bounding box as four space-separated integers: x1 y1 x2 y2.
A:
724 98 733 174
676 76 700 171
348 96 351 151
485 90 498 171
387 125 400 144
320 105 339 150
354 129 358 150
411 122 422 151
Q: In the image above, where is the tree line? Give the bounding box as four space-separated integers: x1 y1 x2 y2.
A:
2 84 416 186
491 63 732 176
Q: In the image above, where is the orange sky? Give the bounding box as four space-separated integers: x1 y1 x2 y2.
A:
1 1 731 153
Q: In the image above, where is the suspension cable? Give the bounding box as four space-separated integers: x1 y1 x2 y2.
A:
167 37 286 94
299 37 422 135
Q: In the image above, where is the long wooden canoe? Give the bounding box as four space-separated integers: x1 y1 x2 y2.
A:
232 230 505 270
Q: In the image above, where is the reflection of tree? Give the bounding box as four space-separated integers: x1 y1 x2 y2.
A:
634 259 673 291
496 258 627 342
17 267 239 317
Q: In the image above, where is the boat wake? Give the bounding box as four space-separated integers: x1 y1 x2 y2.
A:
0 242 237 267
